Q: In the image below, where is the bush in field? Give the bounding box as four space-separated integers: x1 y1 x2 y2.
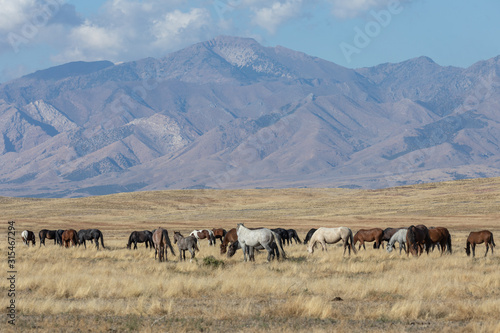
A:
202 255 224 269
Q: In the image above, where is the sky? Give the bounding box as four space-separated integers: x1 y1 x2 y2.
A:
0 0 499 83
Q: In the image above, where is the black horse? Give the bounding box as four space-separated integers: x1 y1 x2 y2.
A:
303 228 317 245
77 229 105 249
287 229 302 244
127 230 154 249
56 229 65 246
39 229 58 246
271 228 290 246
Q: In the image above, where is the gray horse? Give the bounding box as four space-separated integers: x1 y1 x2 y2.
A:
386 229 407 254
173 232 199 262
236 223 286 262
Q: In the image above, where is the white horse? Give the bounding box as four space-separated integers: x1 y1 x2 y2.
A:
307 227 356 255
386 229 407 254
236 223 286 262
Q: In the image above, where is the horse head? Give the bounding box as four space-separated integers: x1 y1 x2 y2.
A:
386 243 393 253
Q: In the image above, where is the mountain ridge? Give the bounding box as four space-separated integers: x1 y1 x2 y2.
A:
0 36 499 197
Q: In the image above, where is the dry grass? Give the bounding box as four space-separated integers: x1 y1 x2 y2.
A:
1 177 500 332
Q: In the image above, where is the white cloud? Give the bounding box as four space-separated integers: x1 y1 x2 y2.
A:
151 8 211 46
0 0 37 32
252 0 303 33
329 0 407 18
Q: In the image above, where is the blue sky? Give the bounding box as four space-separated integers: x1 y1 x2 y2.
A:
0 0 499 83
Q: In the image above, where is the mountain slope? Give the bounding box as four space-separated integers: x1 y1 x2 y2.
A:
0 36 499 197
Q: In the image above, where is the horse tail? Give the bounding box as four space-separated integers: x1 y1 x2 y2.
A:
349 229 357 255
271 231 287 259
446 232 452 254
491 233 496 247
100 231 105 249
163 230 176 256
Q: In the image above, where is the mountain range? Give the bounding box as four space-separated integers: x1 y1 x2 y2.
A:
0 36 499 197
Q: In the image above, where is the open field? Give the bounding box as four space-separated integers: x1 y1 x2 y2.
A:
1 177 500 332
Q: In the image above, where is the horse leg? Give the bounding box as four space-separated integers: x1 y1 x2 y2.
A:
472 244 476 257
485 244 489 257
321 240 327 252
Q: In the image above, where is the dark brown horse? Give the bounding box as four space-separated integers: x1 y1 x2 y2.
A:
220 228 238 255
406 225 431 257
22 230 36 246
212 228 227 244
61 229 78 248
39 229 58 246
465 230 495 257
353 228 384 250
428 227 452 255
152 228 175 262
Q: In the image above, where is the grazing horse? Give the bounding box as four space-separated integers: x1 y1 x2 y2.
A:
56 229 64 246
353 228 384 250
428 227 452 255
307 227 356 256
39 229 58 246
406 225 431 257
227 240 280 260
303 228 317 245
77 229 105 249
381 227 405 246
386 229 407 254
271 228 290 245
236 224 286 262
287 229 302 245
22 230 36 246
465 230 495 257
190 229 216 246
173 232 199 261
61 229 78 248
127 231 154 249
152 228 176 262
220 228 238 255
212 228 227 244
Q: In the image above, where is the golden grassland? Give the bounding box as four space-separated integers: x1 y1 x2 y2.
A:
1 177 500 332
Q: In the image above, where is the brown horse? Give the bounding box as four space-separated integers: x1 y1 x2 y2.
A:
190 229 216 246
22 230 36 246
152 228 175 262
428 227 452 255
406 225 431 257
465 230 495 257
220 228 238 255
61 229 78 248
212 228 227 244
353 228 384 250
39 229 58 246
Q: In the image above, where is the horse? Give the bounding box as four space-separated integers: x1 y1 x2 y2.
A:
56 229 64 246
303 228 317 245
152 228 176 262
271 228 290 246
61 229 78 248
353 228 384 250
386 229 407 254
465 230 495 257
307 227 356 256
190 229 216 246
39 229 58 246
287 229 302 245
406 225 431 257
428 227 452 255
236 224 286 262
77 229 105 249
21 230 36 246
127 230 154 249
227 240 280 260
173 232 199 261
220 228 238 255
381 227 406 247
212 228 227 244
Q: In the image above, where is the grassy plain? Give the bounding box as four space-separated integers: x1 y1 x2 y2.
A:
1 177 500 332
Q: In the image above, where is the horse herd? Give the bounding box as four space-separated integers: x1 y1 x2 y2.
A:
21 224 495 262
